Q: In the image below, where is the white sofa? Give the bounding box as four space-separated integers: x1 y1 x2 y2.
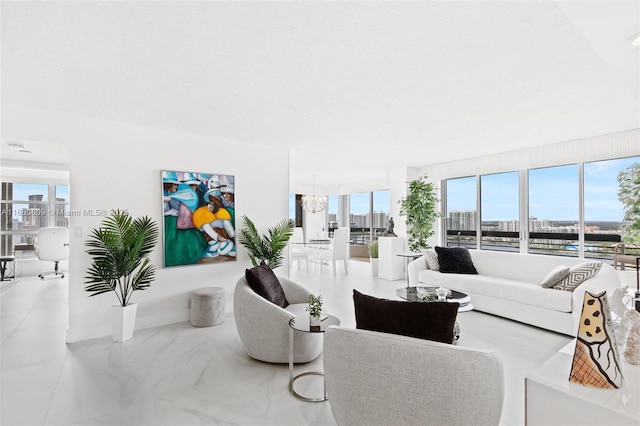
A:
408 250 622 336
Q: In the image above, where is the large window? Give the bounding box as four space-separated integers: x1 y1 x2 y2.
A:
445 176 477 248
584 156 640 260
327 194 338 230
528 164 579 256
1 182 69 255
372 190 390 238
349 192 370 246
480 172 519 251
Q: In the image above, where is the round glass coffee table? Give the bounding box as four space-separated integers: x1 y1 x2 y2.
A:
288 313 340 402
396 286 473 312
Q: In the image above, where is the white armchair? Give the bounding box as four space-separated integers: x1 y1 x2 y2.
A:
35 227 69 280
323 326 504 426
233 276 323 363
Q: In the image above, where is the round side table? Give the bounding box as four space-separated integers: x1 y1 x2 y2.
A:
288 313 340 402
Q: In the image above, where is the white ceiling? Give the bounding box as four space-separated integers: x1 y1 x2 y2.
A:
2 1 639 186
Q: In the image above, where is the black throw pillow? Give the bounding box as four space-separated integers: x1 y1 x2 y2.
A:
435 246 478 274
353 290 458 344
245 263 289 308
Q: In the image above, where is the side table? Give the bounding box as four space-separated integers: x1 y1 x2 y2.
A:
289 313 340 402
0 256 15 281
397 252 423 288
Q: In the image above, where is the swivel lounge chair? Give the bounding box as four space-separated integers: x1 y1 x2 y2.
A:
35 227 69 279
324 326 505 426
234 275 323 363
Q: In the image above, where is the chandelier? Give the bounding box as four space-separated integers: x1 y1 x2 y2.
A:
300 175 328 214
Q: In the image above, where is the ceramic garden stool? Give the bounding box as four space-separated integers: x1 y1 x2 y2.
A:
190 287 225 327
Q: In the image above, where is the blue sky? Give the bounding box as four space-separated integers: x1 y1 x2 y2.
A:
448 156 639 221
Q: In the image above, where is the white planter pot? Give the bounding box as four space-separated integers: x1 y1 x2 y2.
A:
370 258 379 277
310 314 321 327
110 303 138 342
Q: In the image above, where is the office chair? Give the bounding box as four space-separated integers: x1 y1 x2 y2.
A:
35 227 69 279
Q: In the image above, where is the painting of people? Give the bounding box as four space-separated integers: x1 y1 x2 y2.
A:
162 170 236 267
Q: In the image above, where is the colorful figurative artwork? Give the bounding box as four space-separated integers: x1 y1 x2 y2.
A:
161 170 236 267
569 291 623 389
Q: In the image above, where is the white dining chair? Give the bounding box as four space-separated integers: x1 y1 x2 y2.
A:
318 227 350 276
289 227 311 272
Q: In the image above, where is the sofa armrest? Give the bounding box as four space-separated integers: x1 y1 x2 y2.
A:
279 276 312 305
407 256 428 286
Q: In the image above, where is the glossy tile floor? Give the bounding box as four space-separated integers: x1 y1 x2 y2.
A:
1 260 572 425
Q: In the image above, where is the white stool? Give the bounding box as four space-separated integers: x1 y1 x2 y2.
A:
190 287 225 327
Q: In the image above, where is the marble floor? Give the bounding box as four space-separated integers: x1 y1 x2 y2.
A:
1 260 572 426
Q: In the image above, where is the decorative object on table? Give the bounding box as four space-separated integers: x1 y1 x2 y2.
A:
436 286 448 301
238 215 294 269
569 291 623 389
398 174 440 252
306 294 323 328
367 239 379 276
623 308 640 365
161 170 236 267
300 175 327 214
84 209 159 342
609 285 631 341
415 286 432 301
382 217 397 237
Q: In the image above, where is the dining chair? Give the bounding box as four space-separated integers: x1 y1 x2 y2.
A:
318 227 350 276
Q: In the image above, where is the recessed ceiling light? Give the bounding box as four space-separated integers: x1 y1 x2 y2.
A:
633 34 640 47
6 142 31 153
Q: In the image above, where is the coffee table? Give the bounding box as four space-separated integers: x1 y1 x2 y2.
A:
288 313 340 402
396 286 473 312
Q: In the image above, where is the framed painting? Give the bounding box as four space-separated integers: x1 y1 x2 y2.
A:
161 170 236 267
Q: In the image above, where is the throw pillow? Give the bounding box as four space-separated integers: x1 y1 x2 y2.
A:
540 265 571 288
245 263 289 308
353 290 458 344
435 246 478 274
423 249 440 271
552 262 603 292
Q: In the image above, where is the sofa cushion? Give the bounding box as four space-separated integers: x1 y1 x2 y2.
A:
553 262 603 292
245 263 289 308
435 246 477 274
540 265 571 288
353 290 458 344
417 270 573 313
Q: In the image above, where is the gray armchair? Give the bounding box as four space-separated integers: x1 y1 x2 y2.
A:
233 276 323 363
323 326 504 426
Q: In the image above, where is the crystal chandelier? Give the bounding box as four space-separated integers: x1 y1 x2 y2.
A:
300 175 328 214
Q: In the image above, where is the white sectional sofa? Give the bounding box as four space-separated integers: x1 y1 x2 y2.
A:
408 249 622 336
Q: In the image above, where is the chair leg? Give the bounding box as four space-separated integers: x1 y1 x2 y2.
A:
332 259 337 277
344 259 349 275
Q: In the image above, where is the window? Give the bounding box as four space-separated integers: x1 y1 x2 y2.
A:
1 182 69 255
445 176 477 248
327 194 338 231
372 190 390 238
349 192 370 246
480 172 519 251
528 164 579 256
584 156 640 260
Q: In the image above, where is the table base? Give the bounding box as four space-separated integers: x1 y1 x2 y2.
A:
289 371 327 402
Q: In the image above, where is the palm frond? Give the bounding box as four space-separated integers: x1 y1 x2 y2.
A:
238 216 294 269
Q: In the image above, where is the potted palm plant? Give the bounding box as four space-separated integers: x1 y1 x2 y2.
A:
398 175 441 252
238 215 294 269
84 209 159 342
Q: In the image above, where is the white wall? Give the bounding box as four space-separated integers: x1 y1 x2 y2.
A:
2 104 290 342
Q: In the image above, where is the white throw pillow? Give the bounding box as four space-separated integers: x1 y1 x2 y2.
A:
423 249 440 271
553 262 602 292
540 265 570 288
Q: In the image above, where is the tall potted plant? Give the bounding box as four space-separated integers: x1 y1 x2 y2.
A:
398 175 440 252
238 215 294 269
368 239 379 276
84 209 159 342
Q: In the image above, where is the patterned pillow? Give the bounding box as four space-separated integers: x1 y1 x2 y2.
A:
423 249 440 271
540 265 570 288
553 262 602 292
